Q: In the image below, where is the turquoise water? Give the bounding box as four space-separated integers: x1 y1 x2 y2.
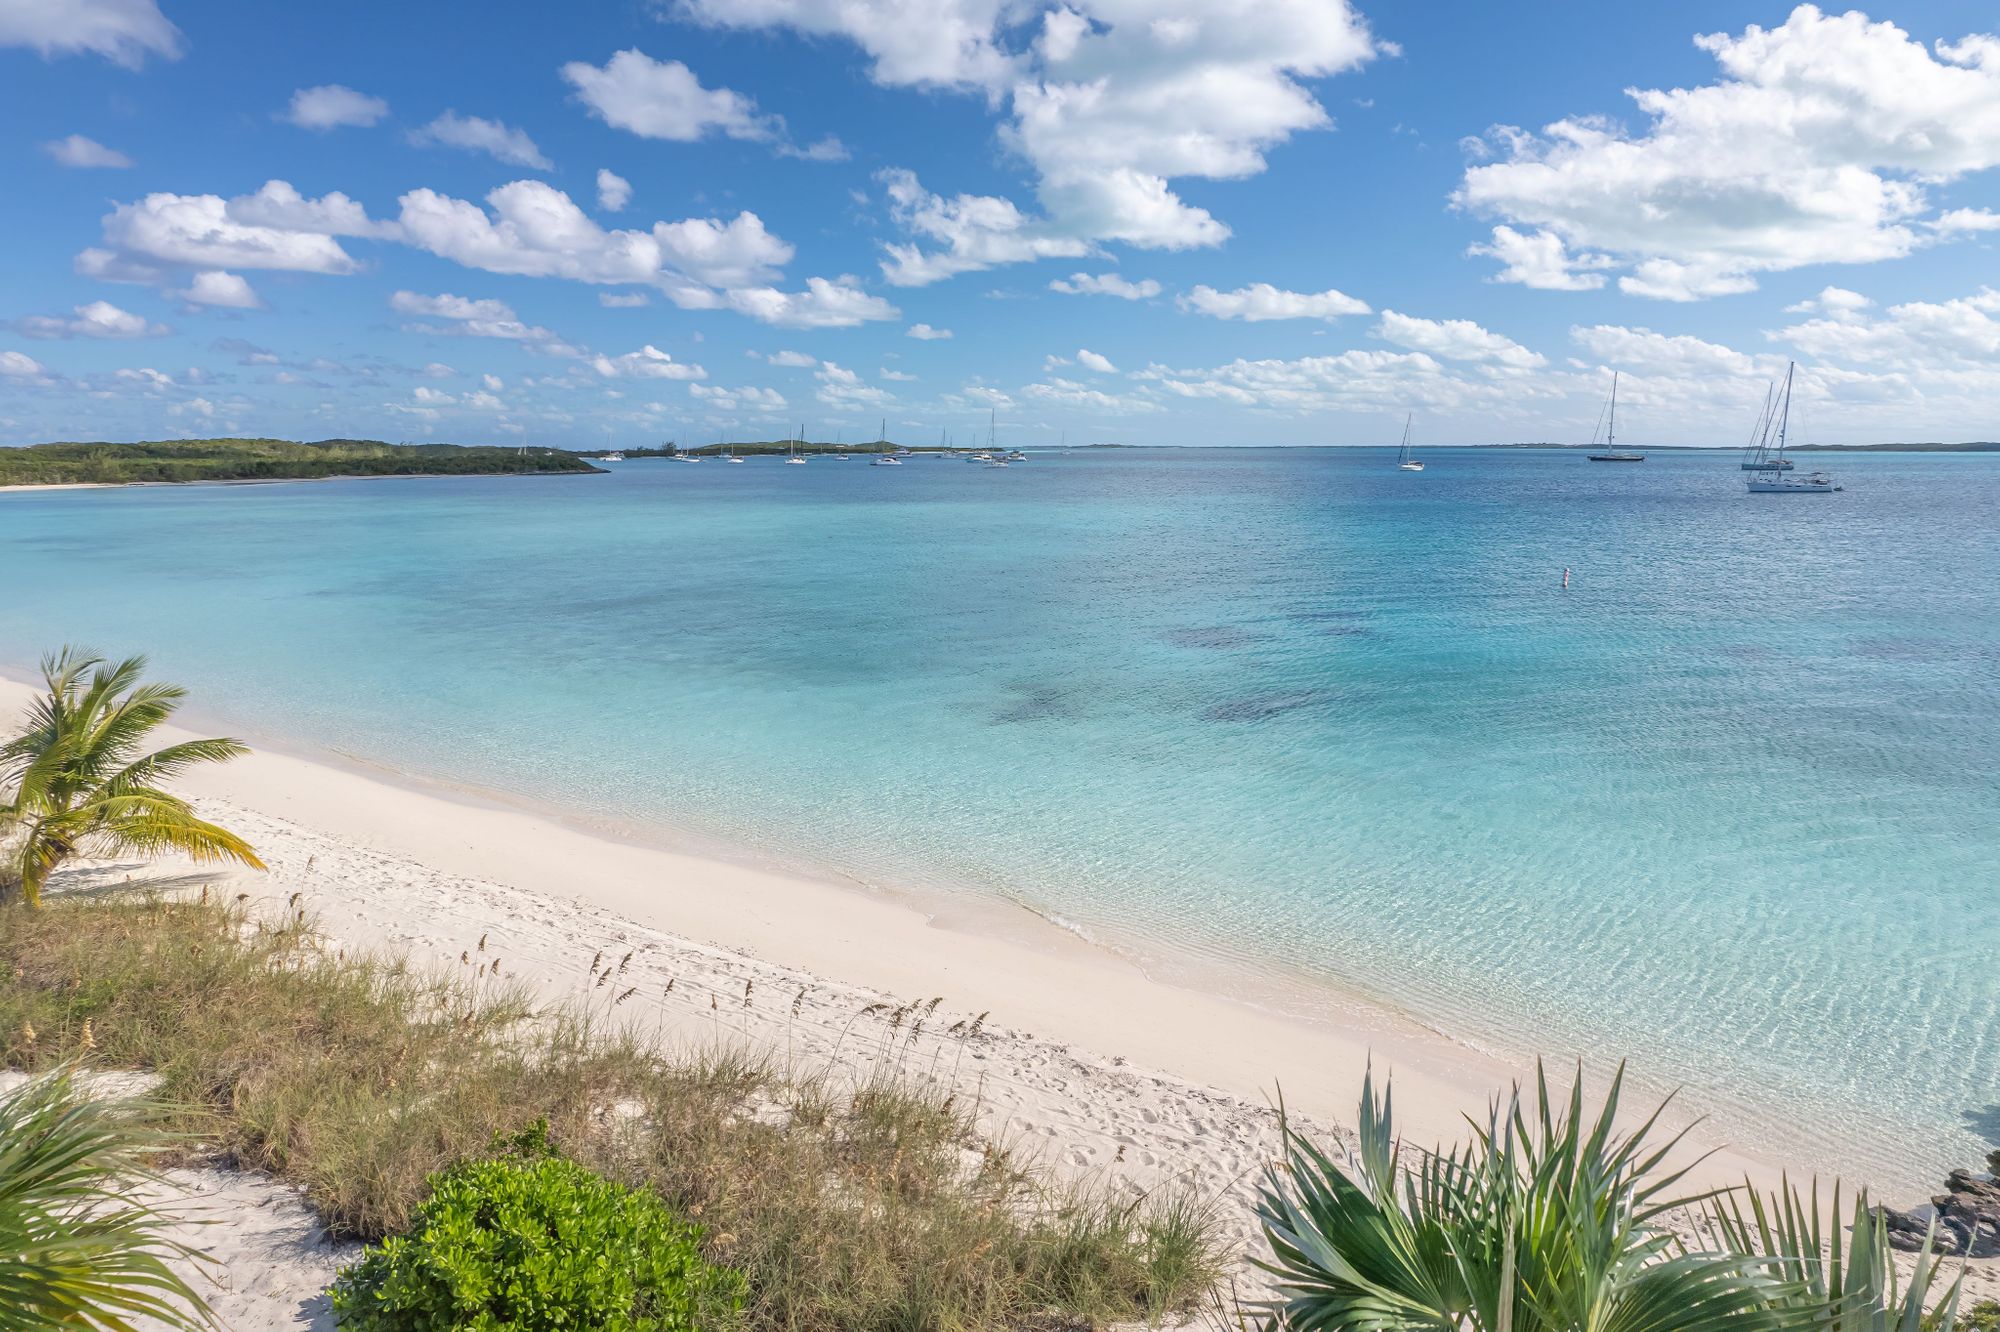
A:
3 448 1996 1188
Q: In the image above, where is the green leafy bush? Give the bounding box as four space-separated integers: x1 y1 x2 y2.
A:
330 1126 744 1332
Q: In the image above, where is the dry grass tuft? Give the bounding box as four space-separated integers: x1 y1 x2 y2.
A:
0 895 1224 1330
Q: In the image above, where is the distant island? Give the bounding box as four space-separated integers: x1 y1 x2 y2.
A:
0 438 603 487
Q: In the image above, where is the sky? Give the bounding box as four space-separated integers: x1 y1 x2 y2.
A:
1 0 1997 448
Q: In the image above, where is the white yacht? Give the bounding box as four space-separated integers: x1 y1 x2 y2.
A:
600 451 625 463
1747 363 1839 493
784 429 807 465
1396 413 1423 471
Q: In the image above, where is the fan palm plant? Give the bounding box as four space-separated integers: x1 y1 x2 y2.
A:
0 1066 214 1330
0 648 263 909
1252 1062 1825 1331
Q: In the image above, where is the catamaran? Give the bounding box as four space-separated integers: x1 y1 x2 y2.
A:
1740 384 1793 470
1747 363 1839 493
1396 413 1423 471
871 419 902 465
1587 372 1644 461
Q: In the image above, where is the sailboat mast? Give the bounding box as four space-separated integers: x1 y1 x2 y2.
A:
1774 363 1795 455
1607 372 1618 450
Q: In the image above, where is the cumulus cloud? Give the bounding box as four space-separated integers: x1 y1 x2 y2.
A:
1049 271 1160 299
1374 311 1546 368
906 322 952 340
0 0 182 67
389 289 580 355
597 168 633 212
690 382 787 410
15 299 168 339
689 0 1380 271
93 182 381 274
409 111 552 169
1464 225 1612 291
592 344 708 380
0 350 54 379
1458 5 2000 299
42 134 132 168
1180 282 1371 322
599 290 650 307
1776 287 2000 371
877 169 1089 285
763 349 819 367
1075 348 1116 373
564 50 776 142
1022 377 1161 413
174 270 262 309
723 277 899 329
285 85 389 130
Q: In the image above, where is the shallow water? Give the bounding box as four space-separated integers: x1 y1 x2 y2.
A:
3 447 1995 1190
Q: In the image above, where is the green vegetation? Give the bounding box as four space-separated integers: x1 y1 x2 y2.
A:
1253 1063 1964 1331
0 438 601 486
0 1066 213 1331
1 649 263 910
0 894 1222 1330
332 1122 745 1332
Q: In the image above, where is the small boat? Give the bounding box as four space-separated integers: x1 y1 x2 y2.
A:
1740 384 1795 470
1005 450 1027 462
723 435 744 464
784 428 807 465
1396 413 1423 471
1587 373 1644 461
601 451 625 462
871 419 902 465
1746 363 1839 492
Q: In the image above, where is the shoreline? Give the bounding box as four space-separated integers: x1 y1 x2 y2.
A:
0 669 1891 1213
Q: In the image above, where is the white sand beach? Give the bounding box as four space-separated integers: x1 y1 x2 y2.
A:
1 673 1981 1327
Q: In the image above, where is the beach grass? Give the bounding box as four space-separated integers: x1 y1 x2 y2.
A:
0 893 1222 1331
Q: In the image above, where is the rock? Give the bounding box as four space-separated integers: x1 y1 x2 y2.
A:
1881 1169 2000 1257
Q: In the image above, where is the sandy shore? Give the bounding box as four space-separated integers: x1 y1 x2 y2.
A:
1 673 1978 1327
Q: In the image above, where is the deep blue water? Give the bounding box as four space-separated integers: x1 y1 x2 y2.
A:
2 447 1995 1187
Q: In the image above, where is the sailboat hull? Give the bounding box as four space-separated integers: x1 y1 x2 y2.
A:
1748 476 1838 492
1587 453 1645 462
1399 462 1424 471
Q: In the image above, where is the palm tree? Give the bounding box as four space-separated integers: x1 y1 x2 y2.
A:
1251 1062 1960 1331
0 1065 215 1330
0 648 263 910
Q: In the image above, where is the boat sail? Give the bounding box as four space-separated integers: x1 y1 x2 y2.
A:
1396 413 1423 471
1741 383 1795 471
1587 371 1644 461
1746 363 1839 493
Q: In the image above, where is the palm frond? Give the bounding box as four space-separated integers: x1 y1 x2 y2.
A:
0 1066 214 1331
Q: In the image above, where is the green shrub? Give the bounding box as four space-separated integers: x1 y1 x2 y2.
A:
330 1127 744 1332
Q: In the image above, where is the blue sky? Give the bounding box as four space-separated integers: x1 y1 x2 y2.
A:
2 0 1998 447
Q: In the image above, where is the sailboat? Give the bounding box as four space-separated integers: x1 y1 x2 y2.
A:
784 425 807 465
981 408 1008 465
1746 363 1839 493
1740 384 1793 470
723 432 744 463
1587 372 1644 461
1396 413 1423 471
871 418 902 465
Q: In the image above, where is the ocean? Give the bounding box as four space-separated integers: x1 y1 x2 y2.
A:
3 446 1995 1190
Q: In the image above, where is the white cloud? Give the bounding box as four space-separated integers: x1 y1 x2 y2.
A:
409 111 552 169
483 374 504 390
724 278 899 329
175 270 262 309
94 183 381 274
1022 377 1161 413
695 0 1379 268
1075 348 1117 373
877 169 1089 285
389 289 579 355
0 0 182 68
16 300 167 339
413 385 456 405
879 368 916 381
814 360 893 407
597 168 632 212
1458 5 2000 299
763 349 819 367
0 350 51 379
690 382 787 410
42 134 132 168
599 291 650 308
906 322 953 340
1571 324 1774 379
1464 225 1611 291
563 50 777 142
1783 285 1874 315
1374 311 1546 368
1181 282 1371 322
1049 271 1160 299
1776 287 2000 370
397 181 792 295
592 345 708 381
285 85 389 131
1934 208 2000 236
